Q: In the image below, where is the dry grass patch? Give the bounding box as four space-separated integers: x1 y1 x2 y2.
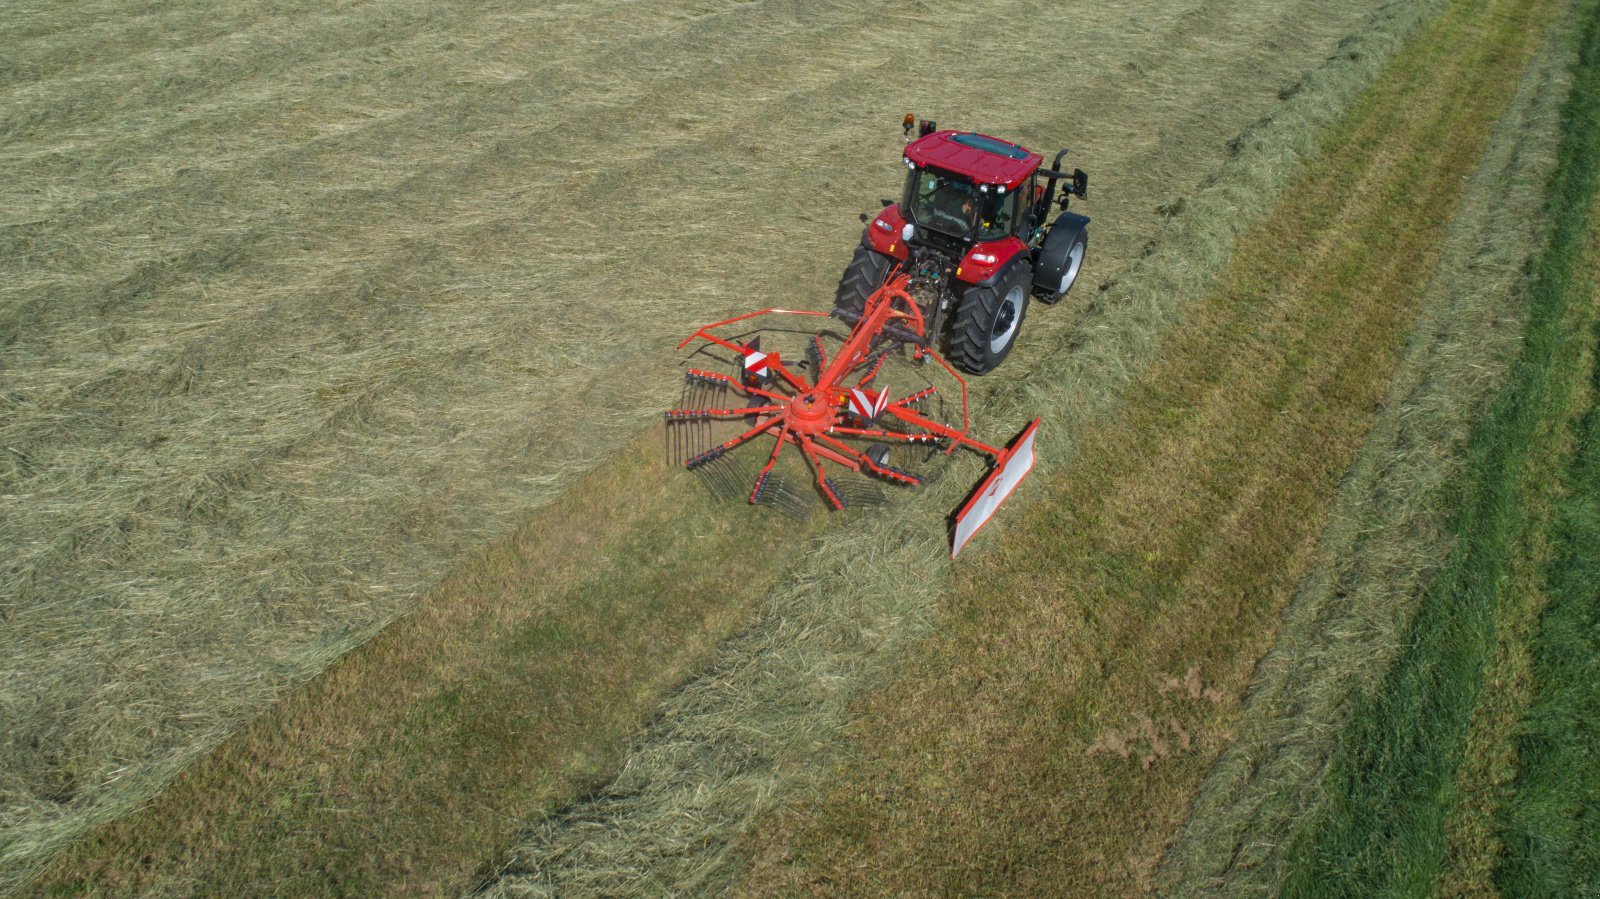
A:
23 431 828 896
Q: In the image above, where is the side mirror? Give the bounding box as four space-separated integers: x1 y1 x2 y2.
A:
1073 168 1089 198
859 212 870 223
919 119 937 138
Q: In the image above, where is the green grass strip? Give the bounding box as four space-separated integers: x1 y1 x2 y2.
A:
1280 3 1600 894
1494 16 1600 889
1496 294 1600 895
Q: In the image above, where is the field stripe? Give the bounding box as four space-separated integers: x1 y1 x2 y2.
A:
0 0 380 99
1496 204 1600 895
1434 224 1596 892
731 0 1559 893
1274 2 1600 890
1156 3 1578 891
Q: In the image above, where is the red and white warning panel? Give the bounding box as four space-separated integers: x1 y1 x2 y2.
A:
742 348 769 377
951 418 1040 557
847 386 890 422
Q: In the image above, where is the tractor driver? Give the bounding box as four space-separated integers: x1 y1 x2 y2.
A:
914 173 986 233
960 189 998 234
953 185 993 233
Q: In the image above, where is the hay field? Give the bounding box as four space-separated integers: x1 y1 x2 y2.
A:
0 0 1404 887
715 0 1565 890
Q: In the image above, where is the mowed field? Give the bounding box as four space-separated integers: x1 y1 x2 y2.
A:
5 0 1595 895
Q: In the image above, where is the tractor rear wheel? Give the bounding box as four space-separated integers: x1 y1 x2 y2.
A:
834 245 893 317
950 261 1031 375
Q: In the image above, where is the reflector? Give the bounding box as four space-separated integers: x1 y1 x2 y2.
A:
951 419 1040 557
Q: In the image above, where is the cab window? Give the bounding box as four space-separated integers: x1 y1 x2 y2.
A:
978 188 1020 241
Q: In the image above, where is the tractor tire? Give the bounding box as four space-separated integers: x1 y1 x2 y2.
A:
834 244 894 317
950 261 1031 375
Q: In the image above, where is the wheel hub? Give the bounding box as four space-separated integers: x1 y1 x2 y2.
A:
989 285 1024 352
785 391 837 435
992 302 1016 338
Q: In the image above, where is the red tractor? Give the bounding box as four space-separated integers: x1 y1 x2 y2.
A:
663 118 1090 554
836 116 1090 375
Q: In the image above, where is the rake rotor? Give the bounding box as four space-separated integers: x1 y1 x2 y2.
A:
666 273 1039 557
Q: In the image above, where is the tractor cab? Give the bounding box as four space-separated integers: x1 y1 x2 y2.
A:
897 130 1042 248
838 118 1091 376
861 129 1049 287
902 167 1023 244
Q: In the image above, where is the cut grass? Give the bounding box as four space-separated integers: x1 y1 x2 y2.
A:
1496 211 1600 894
1487 23 1600 897
5 0 972 879
1435 206 1596 895
4 0 1391 885
1278 2 1600 892
7 0 1401 892
23 435 827 896
733 0 1559 893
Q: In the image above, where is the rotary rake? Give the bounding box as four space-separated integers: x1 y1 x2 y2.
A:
666 272 1039 557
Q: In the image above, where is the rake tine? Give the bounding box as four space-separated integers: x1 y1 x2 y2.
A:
697 456 737 501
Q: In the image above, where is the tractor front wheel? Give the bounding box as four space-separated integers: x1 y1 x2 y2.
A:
834 245 893 318
950 261 1031 375
1036 229 1087 305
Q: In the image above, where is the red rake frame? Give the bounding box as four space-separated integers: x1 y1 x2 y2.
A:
668 273 1039 557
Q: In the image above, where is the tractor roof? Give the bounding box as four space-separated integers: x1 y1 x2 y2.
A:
904 130 1043 189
